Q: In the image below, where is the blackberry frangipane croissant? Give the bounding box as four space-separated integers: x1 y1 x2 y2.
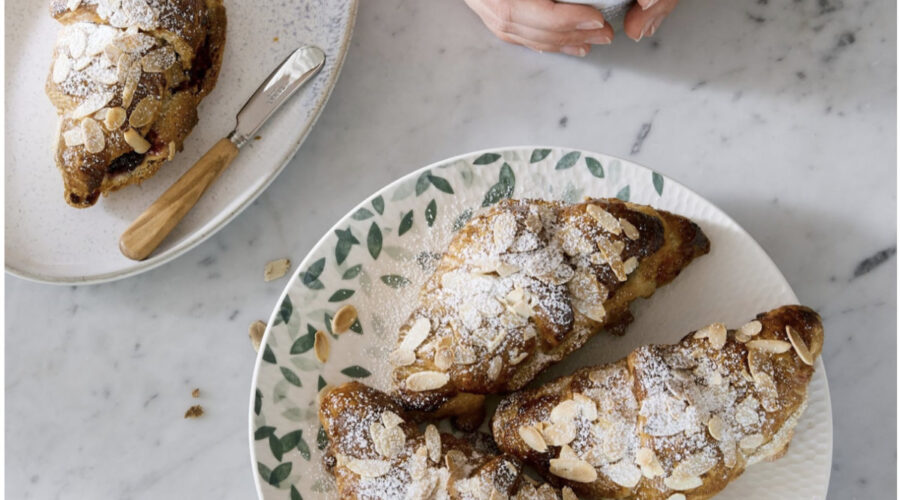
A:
46 0 226 207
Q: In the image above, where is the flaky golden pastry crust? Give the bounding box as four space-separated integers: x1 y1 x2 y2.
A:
491 305 824 500
45 0 226 207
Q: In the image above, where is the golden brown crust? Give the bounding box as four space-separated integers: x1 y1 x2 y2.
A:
319 382 565 499
46 0 226 207
491 306 823 500
389 199 709 427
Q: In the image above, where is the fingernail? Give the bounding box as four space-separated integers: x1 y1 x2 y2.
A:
638 15 663 40
561 45 587 57
576 20 604 30
586 34 612 45
642 0 659 10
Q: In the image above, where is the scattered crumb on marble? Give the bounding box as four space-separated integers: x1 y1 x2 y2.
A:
264 258 291 282
249 320 266 352
191 388 200 398
184 405 204 419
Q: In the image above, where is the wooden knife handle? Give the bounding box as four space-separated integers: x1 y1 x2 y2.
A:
119 137 240 261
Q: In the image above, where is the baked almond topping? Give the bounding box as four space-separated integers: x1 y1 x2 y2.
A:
786 325 815 365
128 96 160 128
399 318 431 351
586 204 622 235
549 456 597 483
518 424 548 453
664 474 703 491
636 447 665 478
332 305 358 334
542 420 576 446
623 256 639 275
81 117 105 153
404 371 449 391
346 458 391 478
747 339 791 353
433 347 453 370
739 320 763 337
424 424 441 462
389 348 415 367
63 127 85 147
707 415 724 441
487 355 503 381
562 487 578 500
620 217 640 240
123 128 150 153
104 106 127 130
314 330 329 363
694 322 727 349
740 433 765 450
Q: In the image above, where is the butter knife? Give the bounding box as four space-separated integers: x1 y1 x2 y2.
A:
119 45 326 261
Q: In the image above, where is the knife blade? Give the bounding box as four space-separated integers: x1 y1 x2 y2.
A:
119 45 326 261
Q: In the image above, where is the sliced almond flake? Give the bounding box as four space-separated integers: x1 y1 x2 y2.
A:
332 305 358 334
492 211 518 251
623 256 639 275
739 320 763 337
667 495 687 500
664 474 703 491
379 425 404 458
611 239 625 255
141 46 176 72
314 330 329 363
786 325 815 365
166 141 176 160
485 329 507 354
747 339 791 354
400 318 431 352
389 348 415 367
72 91 114 119
444 449 466 473
104 43 124 64
123 128 150 153
542 420 576 446
508 351 528 365
404 371 449 392
263 258 291 282
128 96 161 128
673 452 717 478
52 56 72 83
73 56 92 70
408 446 428 479
85 25 117 56
596 237 627 281
635 448 664 478
113 32 156 53
346 458 391 478
586 204 622 235
424 424 441 462
720 439 737 468
694 322 727 349
739 433 765 450
561 487 578 500
518 425 547 453
67 28 87 58
381 410 403 428
549 457 597 483
121 59 142 108
433 347 452 370
707 415 724 440
81 118 105 154
620 217 639 240
454 345 476 365
117 53 137 83
735 332 751 343
487 355 503 381
525 209 543 233
753 371 779 411
248 320 266 352
602 460 641 488
558 444 578 461
550 399 579 424
522 324 537 341
63 127 85 147
90 64 119 86
495 262 519 277
573 298 606 323
121 0 159 30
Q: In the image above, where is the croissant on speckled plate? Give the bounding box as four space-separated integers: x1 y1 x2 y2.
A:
388 198 710 429
319 381 574 500
491 305 824 500
45 0 226 207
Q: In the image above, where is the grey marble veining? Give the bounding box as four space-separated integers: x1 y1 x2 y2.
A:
5 0 895 498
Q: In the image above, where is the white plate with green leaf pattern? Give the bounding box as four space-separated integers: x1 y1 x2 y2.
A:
249 147 832 499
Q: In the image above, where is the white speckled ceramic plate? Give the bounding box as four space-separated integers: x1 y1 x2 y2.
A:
249 147 832 499
5 0 357 284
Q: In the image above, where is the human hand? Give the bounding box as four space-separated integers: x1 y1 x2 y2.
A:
463 0 614 57
623 0 680 42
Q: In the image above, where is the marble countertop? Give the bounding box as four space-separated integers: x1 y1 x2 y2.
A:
6 0 895 498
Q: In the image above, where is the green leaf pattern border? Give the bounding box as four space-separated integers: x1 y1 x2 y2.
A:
250 147 678 499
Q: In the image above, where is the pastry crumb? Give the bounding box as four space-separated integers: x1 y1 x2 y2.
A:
184 405 204 419
249 320 266 352
273 36 279 42
191 388 200 398
264 258 291 282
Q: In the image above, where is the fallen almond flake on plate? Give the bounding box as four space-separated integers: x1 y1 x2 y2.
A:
264 258 291 282
191 388 200 398
249 320 266 352
184 405 204 419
